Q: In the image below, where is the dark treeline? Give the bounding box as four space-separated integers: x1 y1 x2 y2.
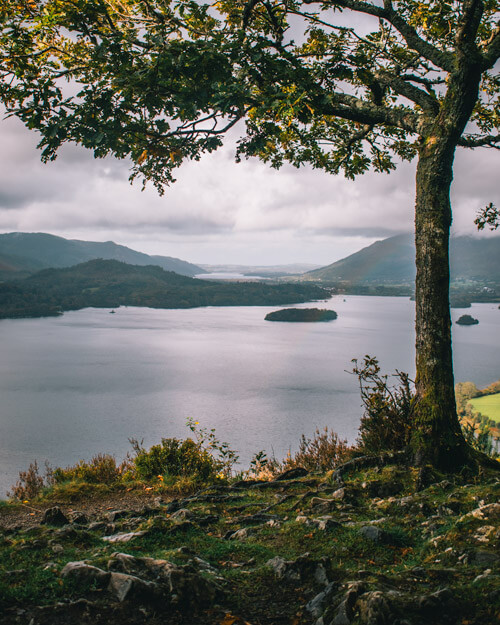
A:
0 259 329 319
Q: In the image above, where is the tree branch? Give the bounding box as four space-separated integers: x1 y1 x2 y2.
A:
375 70 440 114
325 92 418 133
482 25 500 69
309 0 454 72
458 133 500 149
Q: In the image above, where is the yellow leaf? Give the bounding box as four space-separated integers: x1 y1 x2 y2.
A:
137 149 148 165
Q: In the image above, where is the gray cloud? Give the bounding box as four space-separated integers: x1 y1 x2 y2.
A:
0 106 498 265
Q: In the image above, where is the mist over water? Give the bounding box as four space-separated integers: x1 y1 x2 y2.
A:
1 295 499 497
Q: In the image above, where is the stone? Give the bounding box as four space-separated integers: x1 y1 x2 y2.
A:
275 467 308 481
306 582 338 619
470 550 499 566
108 572 160 602
107 510 132 523
61 561 111 587
356 591 391 625
227 527 254 540
169 508 193 521
296 515 313 526
313 516 341 531
102 531 146 543
88 521 107 532
107 553 219 607
70 512 89 525
359 525 387 543
466 503 500 521
41 507 69 527
266 553 329 586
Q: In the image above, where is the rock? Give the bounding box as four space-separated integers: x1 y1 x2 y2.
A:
363 480 404 498
266 553 329 586
51 543 64 554
296 515 313 526
61 561 111 587
88 521 107 532
197 514 219 526
226 527 254 540
470 550 499 566
313 516 341 531
359 526 387 544
107 510 132 523
70 512 89 525
238 512 280 524
275 467 309 481
54 526 78 539
306 582 338 619
102 531 146 543
473 569 492 583
108 572 160 602
107 553 219 607
329 582 366 625
355 591 391 625
169 508 193 521
417 587 459 622
465 503 500 521
41 507 69 527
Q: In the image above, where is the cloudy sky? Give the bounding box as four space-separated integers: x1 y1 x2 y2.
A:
0 107 499 267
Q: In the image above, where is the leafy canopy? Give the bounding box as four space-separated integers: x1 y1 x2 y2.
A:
0 0 499 192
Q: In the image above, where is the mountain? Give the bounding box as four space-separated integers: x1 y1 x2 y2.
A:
304 234 500 285
0 259 329 319
0 232 205 279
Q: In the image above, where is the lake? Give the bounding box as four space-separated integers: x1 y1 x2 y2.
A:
1 295 499 497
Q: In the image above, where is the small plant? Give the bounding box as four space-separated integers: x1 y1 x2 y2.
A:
130 437 217 481
269 427 351 474
8 460 52 500
461 421 498 458
352 356 414 455
186 417 240 477
51 453 121 484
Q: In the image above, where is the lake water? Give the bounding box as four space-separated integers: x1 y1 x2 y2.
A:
1 295 499 497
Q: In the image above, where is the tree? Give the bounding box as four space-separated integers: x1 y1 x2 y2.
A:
1 0 499 471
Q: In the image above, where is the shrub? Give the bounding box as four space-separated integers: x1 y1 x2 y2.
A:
352 356 414 455
52 453 121 484
130 436 219 481
267 427 352 475
8 460 51 500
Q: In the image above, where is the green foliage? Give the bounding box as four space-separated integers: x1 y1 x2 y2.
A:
0 259 329 319
129 419 238 482
269 427 352 474
52 454 121 485
461 421 498 459
130 436 219 482
352 356 414 455
7 460 53 501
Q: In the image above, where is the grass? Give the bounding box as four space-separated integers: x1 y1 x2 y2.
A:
1 465 499 624
468 392 500 422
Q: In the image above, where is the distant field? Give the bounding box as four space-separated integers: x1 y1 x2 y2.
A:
468 393 500 422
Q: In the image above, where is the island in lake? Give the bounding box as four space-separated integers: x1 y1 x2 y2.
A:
265 308 338 322
456 314 479 325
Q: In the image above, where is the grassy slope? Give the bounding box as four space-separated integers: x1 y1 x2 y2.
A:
468 393 500 421
1 467 499 625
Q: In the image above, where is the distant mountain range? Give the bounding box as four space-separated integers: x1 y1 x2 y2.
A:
304 234 500 285
0 259 328 319
0 232 205 279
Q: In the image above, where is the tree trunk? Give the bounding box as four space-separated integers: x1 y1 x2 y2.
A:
411 135 470 471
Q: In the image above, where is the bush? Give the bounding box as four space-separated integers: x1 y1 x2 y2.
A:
270 428 352 474
8 460 52 500
52 453 121 484
130 437 218 481
352 356 414 455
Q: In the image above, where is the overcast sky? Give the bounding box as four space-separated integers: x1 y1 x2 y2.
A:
0 108 499 266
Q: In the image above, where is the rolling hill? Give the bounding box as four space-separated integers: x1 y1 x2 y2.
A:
304 234 500 285
0 232 205 279
0 259 329 319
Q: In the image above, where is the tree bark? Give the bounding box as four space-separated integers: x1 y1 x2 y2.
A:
411 134 470 471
